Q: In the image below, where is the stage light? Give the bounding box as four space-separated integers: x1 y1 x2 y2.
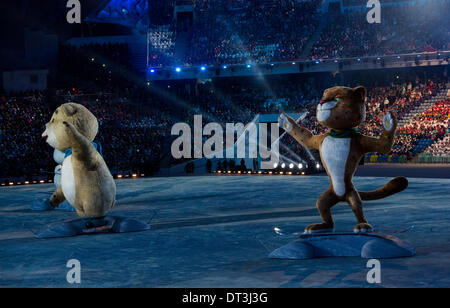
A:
91 58 95 62
268 171 272 175
175 67 181 72
25 181 29 185
228 171 231 174
117 174 123 178
315 60 320 64
334 59 338 63
270 63 274 66
357 58 361 62
238 171 241 174
9 182 14 186
150 69 155 73
298 163 303 169
141 174 145 177
39 180 44 184
200 66 206 71
258 171 262 174
246 64 251 68
377 57 380 60
289 163 294 169
292 62 296 65
222 65 227 69
17 182 21 185
301 171 305 175
273 163 278 168
132 174 137 177
316 163 320 169
218 170 221 174
102 64 106 67
288 172 292 175
281 163 286 169
397 56 401 59
147 82 150 86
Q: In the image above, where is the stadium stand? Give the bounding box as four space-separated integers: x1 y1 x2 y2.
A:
310 0 449 60
2 66 448 182
1 0 450 182
420 135 450 163
148 25 176 67
180 0 322 65
144 0 449 66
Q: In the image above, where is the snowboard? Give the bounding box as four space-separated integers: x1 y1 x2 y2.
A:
269 230 416 259
35 216 150 239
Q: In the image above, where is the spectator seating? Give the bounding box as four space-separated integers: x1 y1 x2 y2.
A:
141 0 450 67
148 25 176 67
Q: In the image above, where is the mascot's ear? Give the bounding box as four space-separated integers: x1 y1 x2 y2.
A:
353 86 366 101
62 104 78 116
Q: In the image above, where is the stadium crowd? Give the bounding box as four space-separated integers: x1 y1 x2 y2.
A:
183 0 322 65
423 135 450 157
394 99 449 156
310 0 449 60
1 36 449 180
0 89 169 180
2 68 449 180
296 78 449 163
144 0 450 67
0 91 51 179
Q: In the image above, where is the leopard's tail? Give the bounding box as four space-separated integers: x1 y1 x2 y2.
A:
358 176 408 201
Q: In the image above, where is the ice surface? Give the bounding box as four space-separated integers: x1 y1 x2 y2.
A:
0 175 449 287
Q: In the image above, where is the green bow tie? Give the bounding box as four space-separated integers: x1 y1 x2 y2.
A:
328 128 361 138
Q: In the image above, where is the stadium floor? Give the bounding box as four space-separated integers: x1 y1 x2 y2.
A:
1 175 449 288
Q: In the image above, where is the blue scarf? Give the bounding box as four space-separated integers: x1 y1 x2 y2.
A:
64 142 103 158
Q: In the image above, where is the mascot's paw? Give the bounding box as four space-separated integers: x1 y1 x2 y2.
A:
278 112 293 132
353 223 373 233
304 223 334 234
84 217 108 229
382 111 396 132
54 200 76 212
49 193 64 207
31 198 54 211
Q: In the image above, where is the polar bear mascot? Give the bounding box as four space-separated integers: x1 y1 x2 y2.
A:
35 103 149 238
41 103 115 228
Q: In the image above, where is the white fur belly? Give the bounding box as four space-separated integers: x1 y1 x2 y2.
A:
321 136 351 197
61 155 76 205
